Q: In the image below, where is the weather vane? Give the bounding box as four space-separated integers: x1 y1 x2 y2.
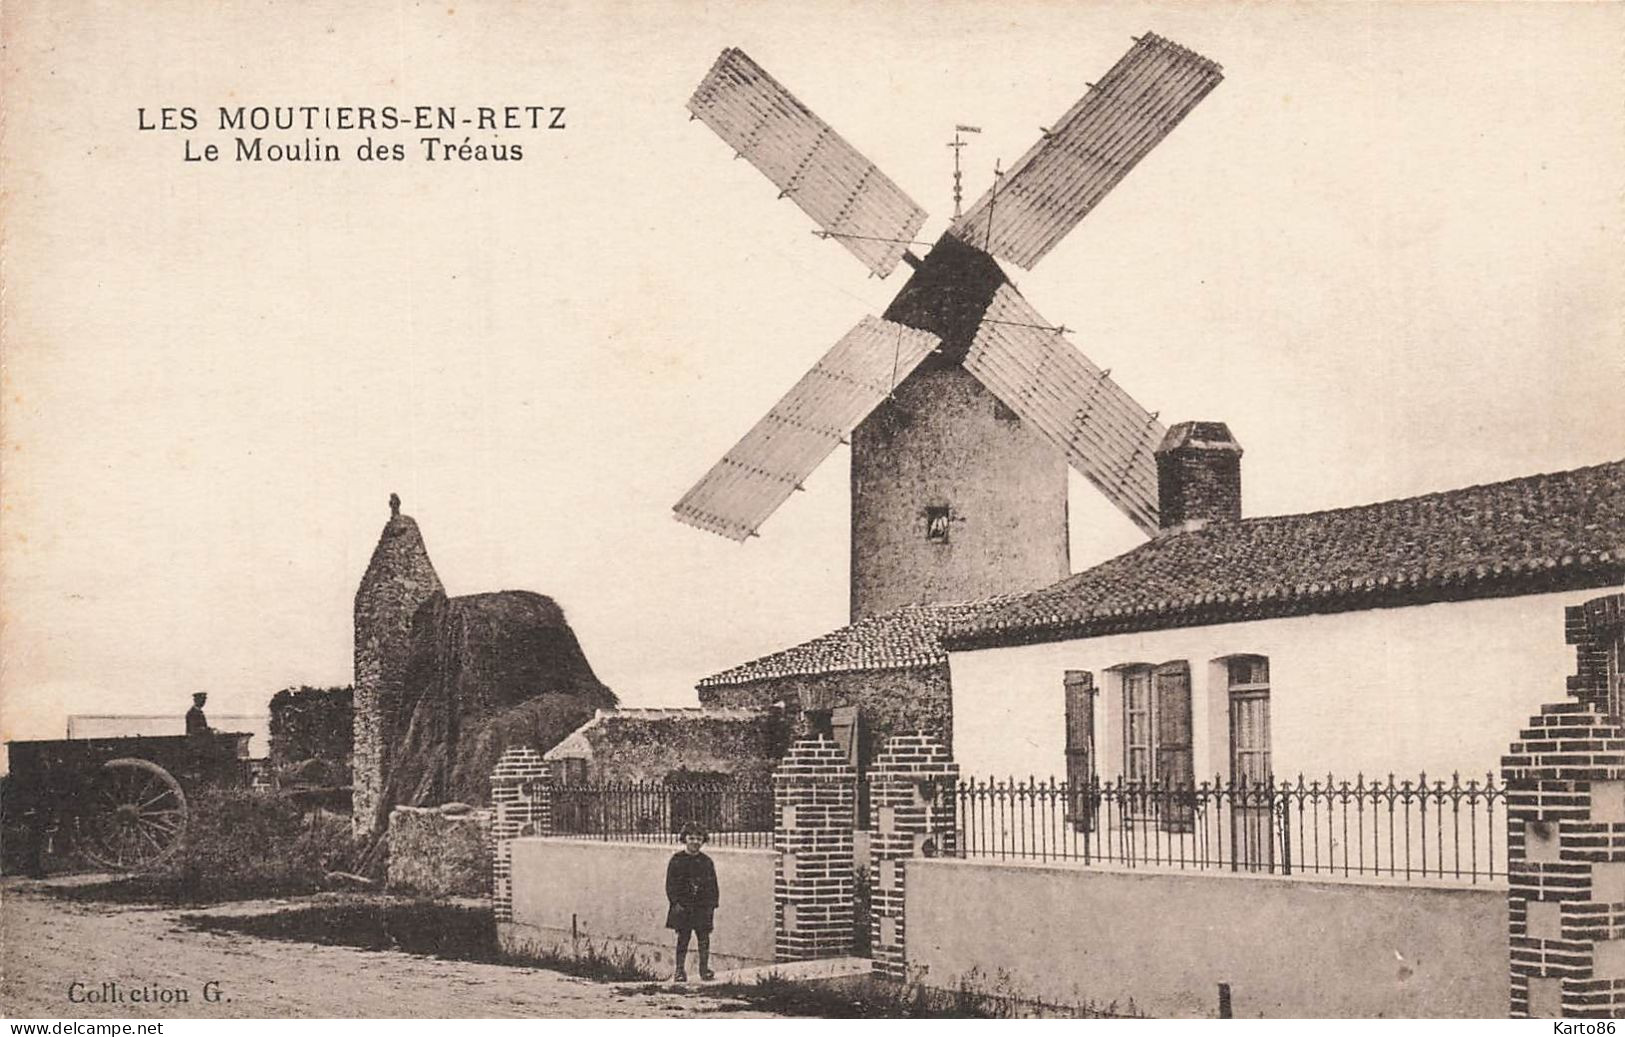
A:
948 124 981 219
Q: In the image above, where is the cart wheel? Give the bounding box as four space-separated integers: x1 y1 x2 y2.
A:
78 758 188 871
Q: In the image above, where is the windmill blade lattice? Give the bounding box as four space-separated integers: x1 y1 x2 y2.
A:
964 285 1165 534
949 33 1223 271
674 316 942 541
688 48 929 278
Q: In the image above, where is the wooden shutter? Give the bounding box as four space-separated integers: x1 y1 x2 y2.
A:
1153 662 1195 830
831 706 861 768
1063 671 1095 832
1064 671 1094 754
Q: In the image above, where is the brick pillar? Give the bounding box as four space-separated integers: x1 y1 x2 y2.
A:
1505 702 1625 1017
869 733 958 981
489 747 551 923
773 735 857 962
1567 593 1624 713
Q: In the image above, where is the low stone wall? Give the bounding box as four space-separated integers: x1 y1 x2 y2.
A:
905 858 1507 1018
386 804 492 897
501 837 775 974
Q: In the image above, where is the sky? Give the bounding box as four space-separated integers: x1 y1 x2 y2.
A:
2 1 1622 756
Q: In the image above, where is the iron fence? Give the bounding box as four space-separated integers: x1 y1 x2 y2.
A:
550 781 775 848
956 773 1507 884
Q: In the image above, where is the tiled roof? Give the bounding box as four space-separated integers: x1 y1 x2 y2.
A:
698 601 1006 688
947 459 1625 650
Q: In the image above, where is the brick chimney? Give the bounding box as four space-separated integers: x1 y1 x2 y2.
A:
1154 422 1242 534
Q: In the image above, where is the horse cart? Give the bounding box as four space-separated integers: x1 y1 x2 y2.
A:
4 731 253 873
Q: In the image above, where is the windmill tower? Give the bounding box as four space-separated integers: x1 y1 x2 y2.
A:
674 36 1224 622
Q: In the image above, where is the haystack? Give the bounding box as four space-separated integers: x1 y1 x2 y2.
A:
376 589 616 818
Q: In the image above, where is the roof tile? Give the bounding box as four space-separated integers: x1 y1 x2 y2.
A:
697 600 1006 687
948 459 1625 649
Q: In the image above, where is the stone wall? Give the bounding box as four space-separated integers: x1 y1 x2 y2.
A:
546 708 787 784
697 665 952 773
353 498 444 835
386 804 492 897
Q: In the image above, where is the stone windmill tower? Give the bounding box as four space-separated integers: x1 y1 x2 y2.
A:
673 36 1224 620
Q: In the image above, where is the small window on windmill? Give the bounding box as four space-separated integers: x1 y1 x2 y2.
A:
925 506 951 542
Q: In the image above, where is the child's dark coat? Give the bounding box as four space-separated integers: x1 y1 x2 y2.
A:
665 849 720 932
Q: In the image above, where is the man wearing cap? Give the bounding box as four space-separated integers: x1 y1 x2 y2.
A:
185 692 211 736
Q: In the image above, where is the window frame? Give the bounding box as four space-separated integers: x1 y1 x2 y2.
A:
1220 653 1274 869
1113 661 1193 830
1225 654 1272 787
1120 665 1154 787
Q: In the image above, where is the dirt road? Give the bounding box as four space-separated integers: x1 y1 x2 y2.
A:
1 878 779 1019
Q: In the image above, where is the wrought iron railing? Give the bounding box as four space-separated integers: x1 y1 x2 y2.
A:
550 781 775 848
955 773 1507 884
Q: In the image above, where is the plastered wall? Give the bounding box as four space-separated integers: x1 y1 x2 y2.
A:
503 838 776 972
950 586 1616 782
905 856 1506 1017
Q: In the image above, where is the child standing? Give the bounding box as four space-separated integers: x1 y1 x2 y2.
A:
665 822 719 981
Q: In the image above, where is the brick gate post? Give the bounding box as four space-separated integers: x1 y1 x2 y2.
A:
868 733 958 981
1506 593 1625 1018
773 735 857 962
489 746 551 924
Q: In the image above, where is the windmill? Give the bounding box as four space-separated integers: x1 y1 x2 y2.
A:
674 35 1224 621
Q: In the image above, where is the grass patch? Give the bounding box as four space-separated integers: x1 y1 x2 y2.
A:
42 790 360 905
180 899 659 982
503 936 658 983
184 900 502 962
44 874 313 906
707 971 1139 1019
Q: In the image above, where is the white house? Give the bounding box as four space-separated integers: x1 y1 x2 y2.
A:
943 432 1624 789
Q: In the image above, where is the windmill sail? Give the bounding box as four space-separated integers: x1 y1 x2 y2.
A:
675 316 942 541
964 285 1164 534
689 48 929 278
949 33 1223 270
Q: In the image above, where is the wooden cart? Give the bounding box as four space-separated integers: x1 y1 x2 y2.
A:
5 732 252 871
